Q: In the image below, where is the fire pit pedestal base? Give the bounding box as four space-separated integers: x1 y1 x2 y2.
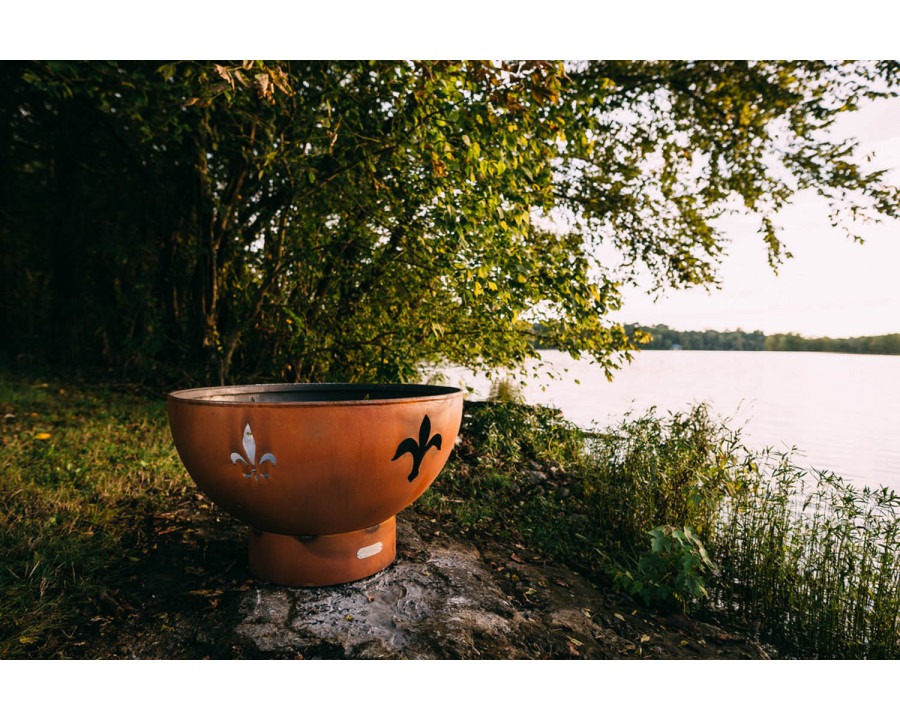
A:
247 516 397 587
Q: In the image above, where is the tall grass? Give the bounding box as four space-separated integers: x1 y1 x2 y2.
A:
430 399 900 657
713 460 900 658
580 406 900 658
580 406 754 559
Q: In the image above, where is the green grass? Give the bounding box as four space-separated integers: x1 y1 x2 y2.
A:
712 461 900 658
0 372 192 658
3 370 899 659
424 400 900 658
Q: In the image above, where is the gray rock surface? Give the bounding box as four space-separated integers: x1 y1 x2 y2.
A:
226 512 769 660
234 515 540 658
97 508 769 659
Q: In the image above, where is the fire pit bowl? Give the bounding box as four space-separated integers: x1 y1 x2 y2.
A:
167 383 463 586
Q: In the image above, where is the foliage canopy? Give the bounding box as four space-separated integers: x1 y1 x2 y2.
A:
2 60 898 384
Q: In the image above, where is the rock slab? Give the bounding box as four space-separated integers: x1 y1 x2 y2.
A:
228 512 768 660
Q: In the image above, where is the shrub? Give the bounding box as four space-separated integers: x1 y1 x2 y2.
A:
613 525 718 613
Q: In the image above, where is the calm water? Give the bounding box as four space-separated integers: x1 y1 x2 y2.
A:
438 350 900 492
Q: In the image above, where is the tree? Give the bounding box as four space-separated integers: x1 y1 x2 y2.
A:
2 61 898 384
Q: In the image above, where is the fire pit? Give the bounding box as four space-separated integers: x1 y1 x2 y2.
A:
167 383 463 586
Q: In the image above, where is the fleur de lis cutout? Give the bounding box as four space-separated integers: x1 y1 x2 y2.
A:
392 414 442 482
230 423 277 481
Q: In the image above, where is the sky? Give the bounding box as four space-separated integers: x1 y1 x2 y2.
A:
610 96 900 338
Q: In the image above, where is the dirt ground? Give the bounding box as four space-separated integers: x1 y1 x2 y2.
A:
61 494 771 660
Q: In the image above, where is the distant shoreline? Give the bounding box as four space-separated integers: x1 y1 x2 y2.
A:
529 323 900 356
628 324 900 355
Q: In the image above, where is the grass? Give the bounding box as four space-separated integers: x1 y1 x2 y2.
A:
0 372 194 658
3 368 899 659
713 462 900 658
423 400 900 658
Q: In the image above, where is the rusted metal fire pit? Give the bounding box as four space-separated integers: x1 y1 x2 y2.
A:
167 383 463 586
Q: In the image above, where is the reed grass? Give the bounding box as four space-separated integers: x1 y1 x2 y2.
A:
433 400 900 657
712 460 900 658
580 406 900 658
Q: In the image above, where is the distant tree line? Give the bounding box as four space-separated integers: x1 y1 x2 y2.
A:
625 324 767 351
619 324 900 355
530 323 900 356
763 332 900 355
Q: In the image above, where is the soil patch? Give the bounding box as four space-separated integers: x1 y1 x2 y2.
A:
65 499 770 660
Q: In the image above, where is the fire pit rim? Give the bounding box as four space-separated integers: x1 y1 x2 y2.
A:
167 381 463 408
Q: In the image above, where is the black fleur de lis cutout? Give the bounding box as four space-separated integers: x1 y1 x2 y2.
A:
392 414 442 482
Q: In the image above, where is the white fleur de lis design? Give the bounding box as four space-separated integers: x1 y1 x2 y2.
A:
230 423 277 481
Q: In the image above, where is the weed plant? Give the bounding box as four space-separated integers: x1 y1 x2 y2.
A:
713 460 900 658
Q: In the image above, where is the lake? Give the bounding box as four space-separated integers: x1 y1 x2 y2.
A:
437 350 900 492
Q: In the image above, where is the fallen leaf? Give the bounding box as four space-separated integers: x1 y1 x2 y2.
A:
344 614 354 621
614 613 625 622
510 553 524 563
188 589 221 597
18 636 37 644
553 579 569 587
34 433 51 440
580 608 592 619
567 636 583 646
640 635 651 643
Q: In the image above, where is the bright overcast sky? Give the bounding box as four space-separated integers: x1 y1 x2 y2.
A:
610 96 900 338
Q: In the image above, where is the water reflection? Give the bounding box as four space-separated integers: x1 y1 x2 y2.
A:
439 350 900 491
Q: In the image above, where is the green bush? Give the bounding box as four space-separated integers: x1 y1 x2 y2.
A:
460 400 585 469
613 525 718 613
580 405 752 559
